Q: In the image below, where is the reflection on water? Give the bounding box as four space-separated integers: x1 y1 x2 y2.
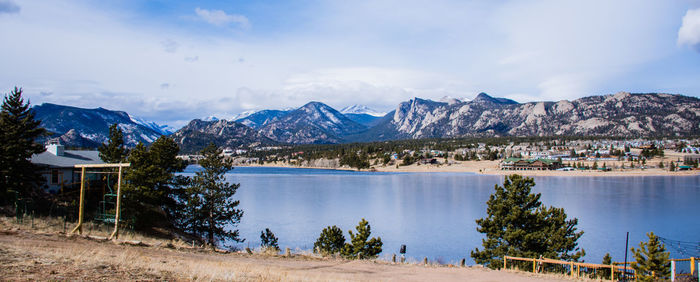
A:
182 166 700 265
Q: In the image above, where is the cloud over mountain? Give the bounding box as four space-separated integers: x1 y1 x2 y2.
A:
678 8 700 52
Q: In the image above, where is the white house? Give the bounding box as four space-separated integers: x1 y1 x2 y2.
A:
30 140 103 194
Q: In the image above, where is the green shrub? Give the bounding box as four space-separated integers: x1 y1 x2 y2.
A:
260 228 280 251
314 225 346 255
341 219 382 259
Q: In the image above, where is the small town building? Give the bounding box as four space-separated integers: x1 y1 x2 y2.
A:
30 140 103 194
500 158 562 171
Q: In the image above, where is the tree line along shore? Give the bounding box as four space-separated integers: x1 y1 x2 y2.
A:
177 133 700 176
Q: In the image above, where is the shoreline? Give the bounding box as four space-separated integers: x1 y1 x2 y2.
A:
237 161 700 177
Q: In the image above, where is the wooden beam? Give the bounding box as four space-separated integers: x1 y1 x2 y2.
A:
109 166 123 240
74 163 130 168
70 167 86 235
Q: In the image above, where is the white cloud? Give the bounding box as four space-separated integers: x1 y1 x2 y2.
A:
678 8 700 51
281 67 474 110
160 39 179 53
194 7 249 29
0 0 20 14
1 0 696 127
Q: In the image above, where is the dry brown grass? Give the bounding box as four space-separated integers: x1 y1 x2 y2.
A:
1 216 590 281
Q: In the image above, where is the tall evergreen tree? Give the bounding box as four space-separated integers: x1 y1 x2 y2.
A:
341 218 383 259
471 174 585 269
0 87 46 199
631 232 671 281
123 137 186 229
180 143 244 247
98 123 128 163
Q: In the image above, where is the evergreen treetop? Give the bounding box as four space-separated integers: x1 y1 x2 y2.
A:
260 228 280 251
98 123 128 163
631 232 671 281
341 218 383 259
314 225 346 255
471 174 585 268
179 143 244 247
0 87 46 198
122 137 186 229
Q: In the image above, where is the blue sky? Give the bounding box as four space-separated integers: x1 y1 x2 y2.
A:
1 0 700 127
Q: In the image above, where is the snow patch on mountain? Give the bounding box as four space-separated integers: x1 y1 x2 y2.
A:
129 115 173 135
201 116 220 122
340 105 386 117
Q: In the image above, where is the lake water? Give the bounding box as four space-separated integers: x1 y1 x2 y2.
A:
183 166 700 266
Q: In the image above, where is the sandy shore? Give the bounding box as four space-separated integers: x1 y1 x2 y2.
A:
1 220 573 281
241 160 700 177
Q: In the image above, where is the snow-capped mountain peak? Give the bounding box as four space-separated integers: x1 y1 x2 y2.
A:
128 115 173 135
339 105 386 117
201 116 220 122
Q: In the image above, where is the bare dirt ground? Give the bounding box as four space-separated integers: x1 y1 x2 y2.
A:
0 225 577 281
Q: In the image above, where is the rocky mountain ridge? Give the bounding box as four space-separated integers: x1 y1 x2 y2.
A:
171 119 278 153
367 92 700 140
32 92 700 151
32 103 167 147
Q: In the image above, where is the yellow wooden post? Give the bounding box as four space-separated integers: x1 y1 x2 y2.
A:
533 258 536 273
691 257 696 276
610 264 614 281
576 262 580 277
70 167 86 235
570 261 574 277
504 256 507 269
109 166 123 240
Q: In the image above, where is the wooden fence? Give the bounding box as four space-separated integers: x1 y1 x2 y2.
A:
670 257 698 281
503 255 635 280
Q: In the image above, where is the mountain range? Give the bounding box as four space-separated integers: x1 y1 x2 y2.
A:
29 92 700 152
32 103 169 147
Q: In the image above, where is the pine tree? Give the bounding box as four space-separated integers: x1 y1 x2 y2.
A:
658 162 664 169
602 253 612 265
669 162 675 171
631 232 671 281
0 87 46 199
471 174 585 269
98 123 128 163
314 225 346 255
341 218 383 259
123 137 186 229
181 143 244 247
600 253 613 279
260 228 280 251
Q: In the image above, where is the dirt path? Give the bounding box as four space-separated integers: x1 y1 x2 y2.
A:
0 228 573 281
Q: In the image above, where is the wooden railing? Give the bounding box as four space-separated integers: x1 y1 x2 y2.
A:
503 255 635 280
670 257 697 281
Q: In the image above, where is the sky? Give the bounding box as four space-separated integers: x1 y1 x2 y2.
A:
1 0 700 128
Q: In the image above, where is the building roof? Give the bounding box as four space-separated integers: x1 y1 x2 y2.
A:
31 150 103 168
501 157 560 164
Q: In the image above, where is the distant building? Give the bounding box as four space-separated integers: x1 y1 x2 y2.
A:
30 140 103 194
684 155 700 163
500 158 562 171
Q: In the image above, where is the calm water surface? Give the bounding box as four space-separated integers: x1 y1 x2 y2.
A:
183 166 700 265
